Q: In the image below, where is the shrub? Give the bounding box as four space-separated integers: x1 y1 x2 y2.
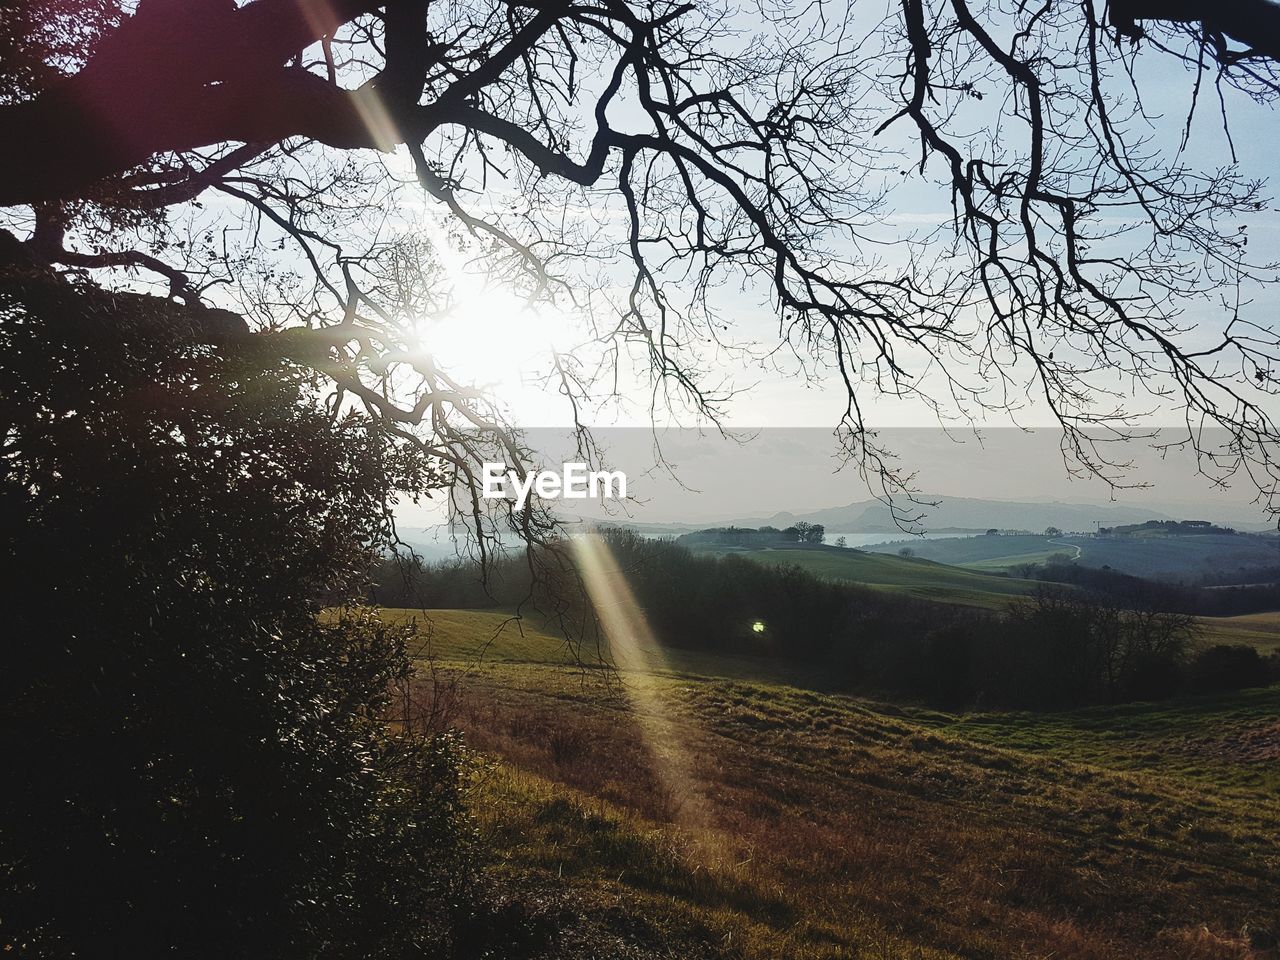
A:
1188 644 1273 692
0 269 479 959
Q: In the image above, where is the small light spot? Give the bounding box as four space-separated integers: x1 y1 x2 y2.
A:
751 620 766 634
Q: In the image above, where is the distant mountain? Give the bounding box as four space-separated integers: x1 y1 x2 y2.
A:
412 496 1261 547
723 495 1173 535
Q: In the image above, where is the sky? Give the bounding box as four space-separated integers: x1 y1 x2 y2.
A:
392 426 1279 537
389 32 1280 533
117 2 1280 530
401 13 1280 438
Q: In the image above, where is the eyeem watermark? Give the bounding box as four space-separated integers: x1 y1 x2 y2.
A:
481 462 628 509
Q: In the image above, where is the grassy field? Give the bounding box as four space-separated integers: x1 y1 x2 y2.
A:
686 543 1039 609
924 685 1280 795
863 533 1280 580
379 607 837 687
864 534 1071 570
1201 611 1280 654
396 608 1280 960
694 541 1280 655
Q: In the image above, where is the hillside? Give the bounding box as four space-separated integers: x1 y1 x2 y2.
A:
1201 611 1280 654
395 609 1280 960
684 542 1039 608
862 532 1280 580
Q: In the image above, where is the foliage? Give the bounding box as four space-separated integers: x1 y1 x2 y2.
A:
1016 558 1280 617
783 522 825 545
993 588 1201 705
1099 520 1239 537
0 267 481 959
1189 644 1276 692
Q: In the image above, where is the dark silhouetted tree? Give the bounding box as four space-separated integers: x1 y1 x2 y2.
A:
0 268 489 959
0 0 1277 515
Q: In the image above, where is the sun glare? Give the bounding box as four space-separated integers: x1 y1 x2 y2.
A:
570 534 712 832
420 285 566 387
409 217 580 400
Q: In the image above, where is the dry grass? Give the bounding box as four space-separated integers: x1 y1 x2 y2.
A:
423 655 1280 960
1201 612 1280 654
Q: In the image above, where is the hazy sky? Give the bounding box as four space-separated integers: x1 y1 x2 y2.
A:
394 29 1280 529
410 49 1280 436
173 5 1280 534
394 427 1278 534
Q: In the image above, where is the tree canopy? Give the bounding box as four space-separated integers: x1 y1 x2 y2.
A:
0 266 486 958
1 0 1278 515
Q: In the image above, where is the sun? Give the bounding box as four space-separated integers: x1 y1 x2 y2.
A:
408 218 588 421
407 214 582 390
419 283 566 385
408 277 591 426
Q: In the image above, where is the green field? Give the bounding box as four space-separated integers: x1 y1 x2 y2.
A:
1201 611 1280 653
402 608 1280 960
864 533 1071 569
685 540 1280 653
686 543 1039 608
379 607 577 663
924 685 1280 794
378 607 835 687
864 532 1280 579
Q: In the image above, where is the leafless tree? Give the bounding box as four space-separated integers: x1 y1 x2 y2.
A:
2 0 1278 531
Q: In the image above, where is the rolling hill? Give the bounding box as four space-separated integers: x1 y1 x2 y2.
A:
569 496 1181 540
387 608 1280 960
862 532 1280 580
683 541 1039 608
734 494 1173 534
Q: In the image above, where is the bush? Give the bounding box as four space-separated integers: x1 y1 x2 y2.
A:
1188 644 1274 692
0 269 479 959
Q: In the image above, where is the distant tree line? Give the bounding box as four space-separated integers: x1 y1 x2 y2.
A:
1097 520 1238 537
1014 560 1280 618
676 523 826 547
374 530 1279 711
1194 564 1280 588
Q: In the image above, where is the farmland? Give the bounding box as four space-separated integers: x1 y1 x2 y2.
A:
679 539 1280 652
683 542 1039 608
1200 611 1280 654
397 608 1280 960
860 532 1280 580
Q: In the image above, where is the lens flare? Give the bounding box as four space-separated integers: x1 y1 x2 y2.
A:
570 533 711 829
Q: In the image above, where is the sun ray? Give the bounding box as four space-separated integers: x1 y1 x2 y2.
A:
570 532 713 830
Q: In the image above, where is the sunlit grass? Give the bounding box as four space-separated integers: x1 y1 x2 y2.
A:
476 765 962 960
926 685 1280 796
1200 611 1280 653
372 606 838 687
569 532 717 832
689 544 1038 609
443 655 1279 960
372 601 1280 956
